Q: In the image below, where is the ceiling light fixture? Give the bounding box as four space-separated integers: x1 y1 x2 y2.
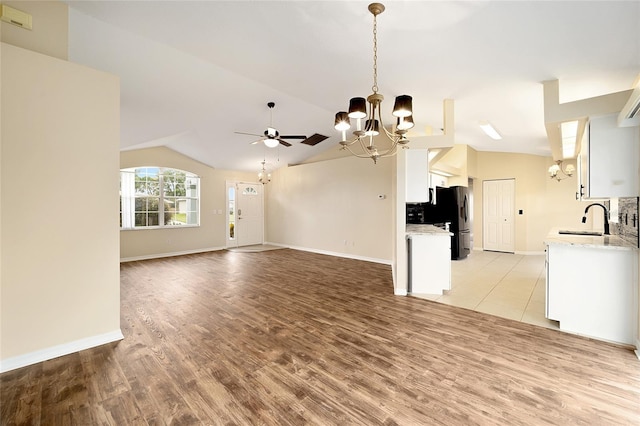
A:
333 3 413 164
258 160 271 184
548 160 575 181
479 121 502 140
560 120 579 158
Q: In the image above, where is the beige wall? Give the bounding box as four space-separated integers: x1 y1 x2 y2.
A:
1 43 120 366
120 147 256 260
473 152 594 253
440 145 470 187
266 155 393 263
0 1 68 60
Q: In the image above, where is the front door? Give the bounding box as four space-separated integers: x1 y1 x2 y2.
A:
482 179 515 253
234 182 264 247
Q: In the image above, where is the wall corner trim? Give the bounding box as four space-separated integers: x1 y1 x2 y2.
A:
0 329 124 373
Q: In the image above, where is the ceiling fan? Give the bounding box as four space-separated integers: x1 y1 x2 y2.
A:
235 102 307 148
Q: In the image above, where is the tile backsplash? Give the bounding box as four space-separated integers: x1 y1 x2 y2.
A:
610 197 639 247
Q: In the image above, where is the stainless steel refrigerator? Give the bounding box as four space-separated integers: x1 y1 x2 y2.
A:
435 186 471 260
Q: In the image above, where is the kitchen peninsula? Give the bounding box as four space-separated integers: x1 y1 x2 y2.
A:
545 229 638 345
406 224 453 295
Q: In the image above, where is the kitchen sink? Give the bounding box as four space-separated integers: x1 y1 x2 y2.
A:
558 230 603 236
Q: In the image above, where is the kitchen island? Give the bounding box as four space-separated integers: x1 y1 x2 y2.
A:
544 229 638 345
406 224 453 295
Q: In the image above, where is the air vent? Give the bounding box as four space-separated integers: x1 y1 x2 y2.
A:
618 81 640 126
0 5 32 30
301 133 329 146
623 92 640 119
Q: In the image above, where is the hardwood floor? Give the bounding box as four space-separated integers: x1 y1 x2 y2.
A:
2 249 640 424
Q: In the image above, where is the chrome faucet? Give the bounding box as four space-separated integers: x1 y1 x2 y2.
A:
582 203 610 235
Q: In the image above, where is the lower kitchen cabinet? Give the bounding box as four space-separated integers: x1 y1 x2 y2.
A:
546 242 638 345
408 233 451 294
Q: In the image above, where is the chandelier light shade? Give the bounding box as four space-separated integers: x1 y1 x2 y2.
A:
392 95 413 117
349 97 367 119
334 112 350 131
397 115 414 131
334 3 413 163
365 119 380 136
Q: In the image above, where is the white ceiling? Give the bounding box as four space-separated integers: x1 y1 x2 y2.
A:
65 1 640 172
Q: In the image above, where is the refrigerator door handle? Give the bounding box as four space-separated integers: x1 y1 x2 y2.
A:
462 195 468 222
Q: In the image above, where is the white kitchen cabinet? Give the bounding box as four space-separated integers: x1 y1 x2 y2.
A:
545 241 638 345
577 113 640 199
408 231 451 294
405 149 429 203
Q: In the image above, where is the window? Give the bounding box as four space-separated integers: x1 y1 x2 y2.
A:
242 186 258 196
120 167 200 229
228 186 235 240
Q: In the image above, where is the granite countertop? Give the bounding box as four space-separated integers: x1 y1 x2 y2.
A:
544 228 638 251
406 224 453 236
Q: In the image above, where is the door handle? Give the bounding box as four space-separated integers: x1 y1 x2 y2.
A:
463 196 468 222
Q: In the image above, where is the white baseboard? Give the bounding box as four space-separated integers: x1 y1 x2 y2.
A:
264 241 392 265
0 329 124 373
636 338 640 361
120 246 225 263
394 288 408 296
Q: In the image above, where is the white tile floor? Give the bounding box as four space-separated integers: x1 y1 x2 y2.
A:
412 250 559 330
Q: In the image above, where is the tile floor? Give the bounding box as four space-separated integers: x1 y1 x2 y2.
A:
412 250 559 330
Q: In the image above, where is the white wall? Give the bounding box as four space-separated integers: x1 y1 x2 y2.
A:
1 43 121 371
120 147 257 260
265 156 394 264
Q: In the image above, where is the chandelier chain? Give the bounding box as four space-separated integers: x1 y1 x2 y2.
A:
372 13 378 94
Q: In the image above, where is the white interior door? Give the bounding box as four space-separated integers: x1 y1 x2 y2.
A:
235 182 264 247
483 179 515 253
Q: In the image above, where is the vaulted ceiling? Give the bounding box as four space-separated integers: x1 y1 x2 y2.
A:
66 1 640 172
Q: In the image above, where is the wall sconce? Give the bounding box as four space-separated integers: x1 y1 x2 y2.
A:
548 160 575 181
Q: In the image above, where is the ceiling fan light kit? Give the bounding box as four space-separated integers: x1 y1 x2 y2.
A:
235 102 309 148
334 2 414 164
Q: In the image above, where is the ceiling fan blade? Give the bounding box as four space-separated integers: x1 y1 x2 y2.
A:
280 135 307 140
277 139 292 147
250 138 264 145
235 131 262 137
301 133 330 146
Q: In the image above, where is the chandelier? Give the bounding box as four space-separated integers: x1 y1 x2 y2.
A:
334 3 414 164
548 160 575 181
258 160 271 184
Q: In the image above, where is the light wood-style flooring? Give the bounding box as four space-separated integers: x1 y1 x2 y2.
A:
2 249 640 424
414 251 558 329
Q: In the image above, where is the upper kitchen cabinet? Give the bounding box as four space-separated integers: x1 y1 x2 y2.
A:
577 113 639 199
406 149 429 203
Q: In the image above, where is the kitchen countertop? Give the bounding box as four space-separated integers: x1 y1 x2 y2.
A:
406 224 453 236
544 228 638 251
